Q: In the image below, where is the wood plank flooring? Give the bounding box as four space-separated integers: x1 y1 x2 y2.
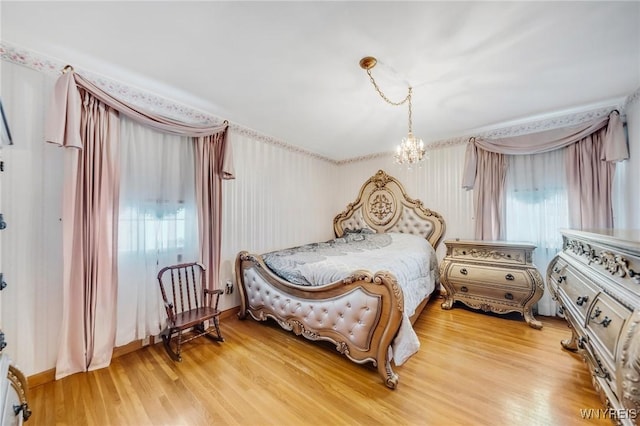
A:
28 299 612 425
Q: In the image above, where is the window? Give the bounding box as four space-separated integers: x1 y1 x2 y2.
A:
118 203 189 254
116 117 198 346
504 149 569 316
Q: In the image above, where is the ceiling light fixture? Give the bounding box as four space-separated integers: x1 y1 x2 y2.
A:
359 56 426 166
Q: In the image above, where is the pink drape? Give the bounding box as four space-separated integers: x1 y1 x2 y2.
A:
45 69 234 379
463 112 628 239
54 90 120 380
566 127 616 229
473 150 507 240
195 130 233 291
462 112 628 190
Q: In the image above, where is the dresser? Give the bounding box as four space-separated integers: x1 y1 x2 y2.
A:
439 239 544 329
548 229 640 424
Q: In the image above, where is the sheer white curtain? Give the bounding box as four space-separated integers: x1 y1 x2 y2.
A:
116 117 198 346
504 149 569 317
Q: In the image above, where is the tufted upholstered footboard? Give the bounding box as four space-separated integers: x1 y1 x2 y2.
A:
236 251 406 389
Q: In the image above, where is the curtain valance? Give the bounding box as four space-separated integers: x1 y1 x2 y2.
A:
462 111 628 189
44 70 235 178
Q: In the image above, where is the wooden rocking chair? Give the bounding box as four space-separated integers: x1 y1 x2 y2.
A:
157 262 224 361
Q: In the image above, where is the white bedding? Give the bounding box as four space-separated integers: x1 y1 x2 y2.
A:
263 232 438 365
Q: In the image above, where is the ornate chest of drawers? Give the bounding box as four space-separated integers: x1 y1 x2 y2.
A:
548 229 640 424
439 239 544 329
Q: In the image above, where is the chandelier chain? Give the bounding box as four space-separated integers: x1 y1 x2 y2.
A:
366 69 410 106
366 69 413 133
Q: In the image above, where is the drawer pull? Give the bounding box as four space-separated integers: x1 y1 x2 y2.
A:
576 296 589 306
460 286 468 293
589 307 612 327
460 268 468 275
577 336 610 379
13 402 31 421
505 273 515 281
504 292 514 300
598 317 612 327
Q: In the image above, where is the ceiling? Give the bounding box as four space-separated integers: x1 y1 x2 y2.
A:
2 1 639 161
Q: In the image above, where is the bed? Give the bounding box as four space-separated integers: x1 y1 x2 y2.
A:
235 169 445 388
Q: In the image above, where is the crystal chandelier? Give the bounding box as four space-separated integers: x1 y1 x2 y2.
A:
359 56 426 165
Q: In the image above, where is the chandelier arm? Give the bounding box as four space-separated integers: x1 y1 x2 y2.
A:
366 69 411 106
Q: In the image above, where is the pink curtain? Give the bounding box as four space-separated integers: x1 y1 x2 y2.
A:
463 112 628 239
45 69 234 379
195 130 234 291
462 112 627 190
473 149 507 240
54 90 120 379
566 127 616 229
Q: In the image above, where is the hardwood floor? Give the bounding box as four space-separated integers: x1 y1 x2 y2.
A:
29 299 612 425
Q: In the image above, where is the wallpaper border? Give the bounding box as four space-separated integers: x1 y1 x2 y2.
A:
627 87 640 109
0 41 631 166
0 41 336 164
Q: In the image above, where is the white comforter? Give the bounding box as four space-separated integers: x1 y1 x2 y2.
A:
263 232 438 365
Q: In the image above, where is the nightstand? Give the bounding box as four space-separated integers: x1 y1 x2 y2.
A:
439 239 544 329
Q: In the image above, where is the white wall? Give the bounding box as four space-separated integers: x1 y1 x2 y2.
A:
218 133 338 311
0 61 64 375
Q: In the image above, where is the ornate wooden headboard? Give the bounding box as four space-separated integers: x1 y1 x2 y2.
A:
333 170 446 249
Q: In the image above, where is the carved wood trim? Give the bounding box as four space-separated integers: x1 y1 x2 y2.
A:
565 238 640 285
452 247 524 263
617 309 640 415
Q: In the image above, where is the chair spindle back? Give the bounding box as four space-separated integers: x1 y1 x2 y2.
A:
158 262 207 320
